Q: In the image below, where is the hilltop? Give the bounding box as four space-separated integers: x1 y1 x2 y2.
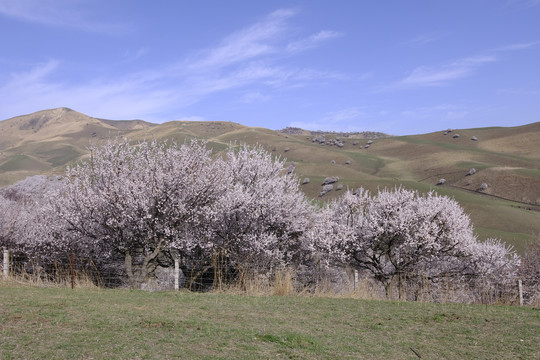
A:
0 108 539 252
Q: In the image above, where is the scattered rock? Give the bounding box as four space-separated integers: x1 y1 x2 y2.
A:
322 176 339 185
345 160 351 165
302 178 310 185
467 168 477 176
336 184 343 191
437 178 446 185
279 127 303 135
319 184 334 197
312 135 326 144
453 134 460 139
471 136 478 141
287 163 295 174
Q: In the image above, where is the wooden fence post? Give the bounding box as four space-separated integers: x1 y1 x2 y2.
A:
70 253 75 289
518 279 523 307
353 269 359 291
3 249 9 278
174 258 179 291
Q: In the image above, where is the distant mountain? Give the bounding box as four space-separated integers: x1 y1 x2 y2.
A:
0 108 155 184
1 108 539 252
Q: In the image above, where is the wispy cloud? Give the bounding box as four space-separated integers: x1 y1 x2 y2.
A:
0 8 343 122
287 30 343 52
0 0 126 34
289 107 369 132
491 41 538 52
0 59 178 121
497 87 540 96
241 91 270 103
183 9 296 72
384 56 496 90
381 39 537 92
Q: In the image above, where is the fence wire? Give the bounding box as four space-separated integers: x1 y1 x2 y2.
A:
1 251 539 307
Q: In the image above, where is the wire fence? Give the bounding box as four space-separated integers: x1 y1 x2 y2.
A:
1 249 539 307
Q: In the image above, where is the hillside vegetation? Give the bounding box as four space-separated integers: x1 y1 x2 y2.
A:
0 108 539 251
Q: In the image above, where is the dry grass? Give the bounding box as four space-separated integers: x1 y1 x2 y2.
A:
3 265 98 289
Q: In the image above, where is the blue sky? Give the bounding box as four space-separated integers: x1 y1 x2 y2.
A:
0 0 539 135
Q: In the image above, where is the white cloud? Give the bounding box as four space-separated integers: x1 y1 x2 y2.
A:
0 60 174 121
390 56 496 89
184 9 296 72
5 59 60 86
0 8 345 122
491 42 538 52
497 87 540 96
287 30 343 52
0 7 349 123
241 91 270 103
0 0 125 34
288 107 369 132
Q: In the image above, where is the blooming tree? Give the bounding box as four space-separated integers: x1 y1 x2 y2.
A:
208 144 316 271
323 187 513 295
48 139 315 287
0 175 66 260
53 138 225 286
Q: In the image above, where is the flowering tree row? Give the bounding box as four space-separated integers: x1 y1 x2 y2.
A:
0 138 521 291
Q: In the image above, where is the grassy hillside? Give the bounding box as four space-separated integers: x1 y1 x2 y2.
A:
1 284 539 359
0 108 539 252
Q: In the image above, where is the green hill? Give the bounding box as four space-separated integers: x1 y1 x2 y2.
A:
1 108 538 252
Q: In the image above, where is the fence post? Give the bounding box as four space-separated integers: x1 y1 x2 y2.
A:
70 253 75 289
518 279 523 306
353 269 359 291
2 249 9 278
174 258 179 291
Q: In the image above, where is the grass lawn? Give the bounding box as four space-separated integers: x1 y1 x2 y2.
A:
1 283 539 359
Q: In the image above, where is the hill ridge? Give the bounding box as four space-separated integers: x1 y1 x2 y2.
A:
1 108 539 251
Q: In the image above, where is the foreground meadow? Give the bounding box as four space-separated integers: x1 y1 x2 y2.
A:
1 283 538 359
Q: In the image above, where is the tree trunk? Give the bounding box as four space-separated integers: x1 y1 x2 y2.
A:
124 240 164 289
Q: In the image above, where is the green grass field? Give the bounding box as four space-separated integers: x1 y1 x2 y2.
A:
1 283 539 359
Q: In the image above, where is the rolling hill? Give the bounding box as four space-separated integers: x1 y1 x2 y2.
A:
1 108 539 252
